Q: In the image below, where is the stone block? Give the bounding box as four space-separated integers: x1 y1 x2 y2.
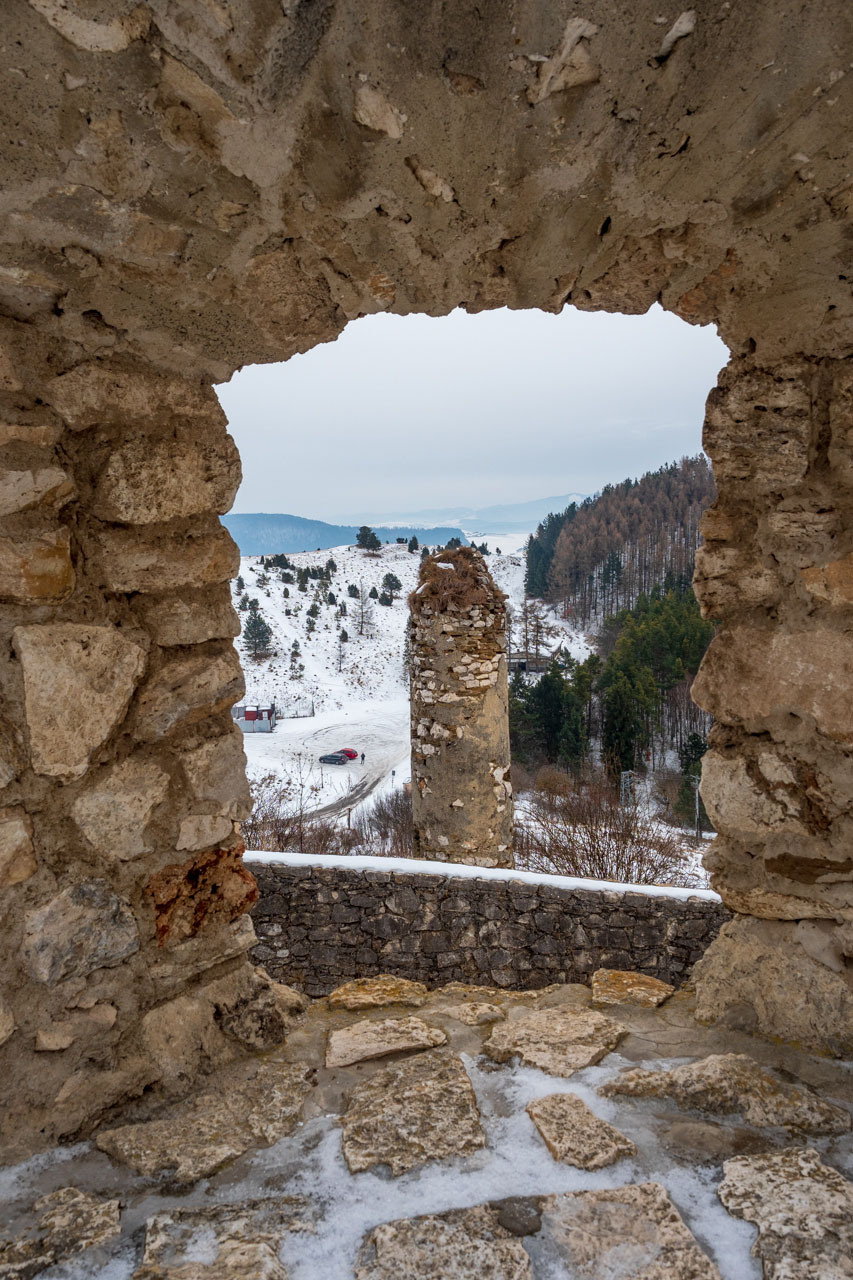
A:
45 359 223 431
703 361 812 493
693 915 853 1057
176 813 233 850
693 625 853 743
700 750 806 837
72 756 170 858
0 805 37 886
146 844 257 945
800 552 853 606
134 585 240 646
22 879 139 985
0 467 73 516
90 521 240 594
13 623 146 781
133 646 243 741
181 730 252 818
93 433 240 523
0 529 74 601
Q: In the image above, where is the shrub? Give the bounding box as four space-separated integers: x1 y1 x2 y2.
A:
515 767 699 887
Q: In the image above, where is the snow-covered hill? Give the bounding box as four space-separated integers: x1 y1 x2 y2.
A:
232 543 591 812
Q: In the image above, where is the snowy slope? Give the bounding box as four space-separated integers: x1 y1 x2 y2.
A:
232 543 591 808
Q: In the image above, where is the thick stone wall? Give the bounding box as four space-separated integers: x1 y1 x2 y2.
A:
0 329 286 1163
410 549 512 866
1 0 852 1152
249 860 729 997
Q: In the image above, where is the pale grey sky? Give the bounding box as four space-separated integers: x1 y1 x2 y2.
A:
216 304 728 523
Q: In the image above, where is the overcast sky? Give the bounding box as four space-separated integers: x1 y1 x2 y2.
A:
216 304 728 523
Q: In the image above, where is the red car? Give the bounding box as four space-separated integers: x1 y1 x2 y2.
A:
337 747 359 759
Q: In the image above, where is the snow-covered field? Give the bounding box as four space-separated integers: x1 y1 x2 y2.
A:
233 540 591 814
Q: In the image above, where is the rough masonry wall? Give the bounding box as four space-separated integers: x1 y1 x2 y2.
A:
0 0 852 1150
410 549 512 866
249 860 729 996
691 356 853 1056
0 329 288 1163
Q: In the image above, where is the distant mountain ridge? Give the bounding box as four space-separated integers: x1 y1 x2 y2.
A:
340 493 588 535
222 512 469 556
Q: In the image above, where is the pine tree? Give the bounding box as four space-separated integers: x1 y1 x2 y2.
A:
327 591 336 605
235 575 244 592
382 571 402 602
378 590 392 606
243 610 272 656
408 535 419 553
347 583 359 598
368 585 378 599
357 525 382 551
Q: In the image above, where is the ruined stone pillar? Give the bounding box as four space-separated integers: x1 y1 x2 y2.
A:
409 548 512 867
0 320 285 1161
691 355 853 1056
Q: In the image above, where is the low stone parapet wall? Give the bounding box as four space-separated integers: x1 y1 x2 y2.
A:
247 853 730 997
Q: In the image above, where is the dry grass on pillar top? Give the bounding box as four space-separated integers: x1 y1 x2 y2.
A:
409 546 507 614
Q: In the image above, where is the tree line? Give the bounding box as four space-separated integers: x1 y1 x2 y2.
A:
510 585 714 825
525 456 715 626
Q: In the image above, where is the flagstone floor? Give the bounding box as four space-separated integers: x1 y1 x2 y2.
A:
2 973 851 1279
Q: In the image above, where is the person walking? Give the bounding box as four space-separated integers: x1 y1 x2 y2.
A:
360 752 365 765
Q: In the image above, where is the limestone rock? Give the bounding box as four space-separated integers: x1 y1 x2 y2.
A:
341 1051 484 1176
35 1022 76 1051
591 969 675 1007
355 1205 532 1279
146 845 257 945
326 1015 446 1068
72 757 170 858
692 916 853 1058
94 434 240 524
97 1059 311 1182
22 879 139 984
0 466 73 516
0 1187 121 1280
527 17 600 104
540 1182 721 1278
212 966 304 1051
485 1007 624 1077
13 624 146 781
180 730 251 819
527 1092 637 1169
177 814 233 850
135 586 241 647
0 805 37 886
692 626 853 744
353 83 406 138
444 1001 505 1025
133 1199 311 1280
327 975 428 1010
45 360 220 431
0 1000 14 1047
0 529 74 602
718 1148 853 1280
134 647 244 742
600 1053 850 1136
800 552 853 606
91 522 240 594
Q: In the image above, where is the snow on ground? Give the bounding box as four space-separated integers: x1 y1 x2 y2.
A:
233 540 592 813
245 849 721 902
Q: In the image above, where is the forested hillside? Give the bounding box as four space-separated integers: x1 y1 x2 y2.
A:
511 585 714 775
525 456 715 626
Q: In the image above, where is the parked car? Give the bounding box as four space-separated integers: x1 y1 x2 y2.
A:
337 747 359 759
319 751 349 765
